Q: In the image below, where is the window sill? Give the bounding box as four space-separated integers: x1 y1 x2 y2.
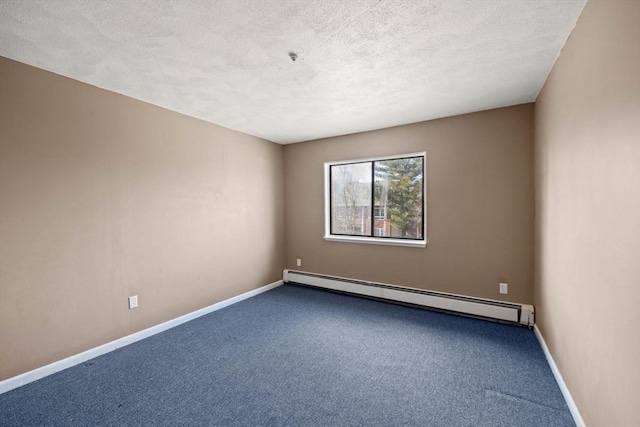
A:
324 235 426 248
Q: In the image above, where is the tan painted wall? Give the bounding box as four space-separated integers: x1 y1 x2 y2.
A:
0 57 285 380
534 1 640 425
284 104 534 303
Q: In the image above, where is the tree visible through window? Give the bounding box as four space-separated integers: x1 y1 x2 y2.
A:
327 154 425 244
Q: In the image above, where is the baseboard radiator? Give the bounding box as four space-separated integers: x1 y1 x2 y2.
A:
283 270 534 327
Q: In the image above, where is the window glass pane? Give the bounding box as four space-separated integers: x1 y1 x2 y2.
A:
374 157 423 239
331 162 372 236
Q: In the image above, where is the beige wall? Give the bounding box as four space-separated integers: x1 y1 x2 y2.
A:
284 104 535 303
0 57 285 380
534 0 640 425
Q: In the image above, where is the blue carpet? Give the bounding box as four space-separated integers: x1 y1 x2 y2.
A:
0 284 574 426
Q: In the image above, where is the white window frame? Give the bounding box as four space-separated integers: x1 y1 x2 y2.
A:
324 152 427 248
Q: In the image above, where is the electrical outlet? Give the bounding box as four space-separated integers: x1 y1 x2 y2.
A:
296 258 302 267
128 295 138 309
499 283 508 295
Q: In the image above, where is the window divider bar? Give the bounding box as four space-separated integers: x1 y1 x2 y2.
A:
370 161 375 237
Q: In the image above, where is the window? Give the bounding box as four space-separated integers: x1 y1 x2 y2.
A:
374 206 386 219
324 153 426 247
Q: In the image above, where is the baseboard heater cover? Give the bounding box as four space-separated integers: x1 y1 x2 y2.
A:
283 270 534 326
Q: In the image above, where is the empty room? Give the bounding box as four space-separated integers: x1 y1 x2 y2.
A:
0 0 638 426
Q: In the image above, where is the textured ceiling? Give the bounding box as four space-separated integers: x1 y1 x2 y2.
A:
0 0 586 144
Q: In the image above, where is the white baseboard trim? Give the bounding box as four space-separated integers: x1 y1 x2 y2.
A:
0 280 283 395
534 325 585 427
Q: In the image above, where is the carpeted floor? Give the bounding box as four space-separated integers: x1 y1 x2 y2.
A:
0 284 575 426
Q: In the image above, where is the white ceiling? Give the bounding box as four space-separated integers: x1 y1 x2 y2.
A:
0 0 586 144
